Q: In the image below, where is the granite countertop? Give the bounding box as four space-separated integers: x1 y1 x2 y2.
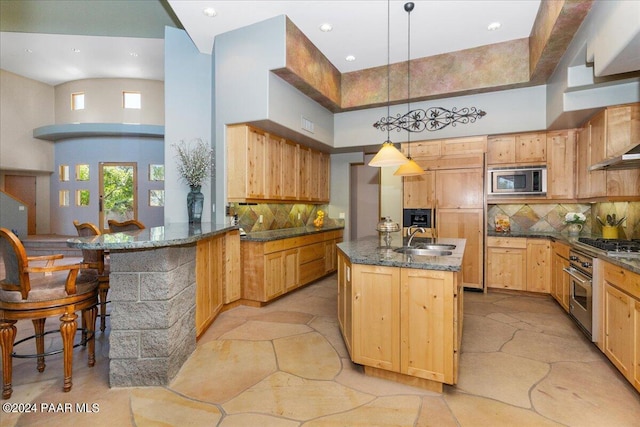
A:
241 225 344 242
337 235 466 272
67 222 238 250
487 230 640 275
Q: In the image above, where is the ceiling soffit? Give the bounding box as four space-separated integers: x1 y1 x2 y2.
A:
275 0 592 113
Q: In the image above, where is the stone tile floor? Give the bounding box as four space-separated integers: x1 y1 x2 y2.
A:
3 274 640 426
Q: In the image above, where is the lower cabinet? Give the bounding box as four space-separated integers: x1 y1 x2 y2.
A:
196 229 241 337
344 260 462 387
486 237 550 293
551 240 570 312
602 261 640 393
242 229 343 303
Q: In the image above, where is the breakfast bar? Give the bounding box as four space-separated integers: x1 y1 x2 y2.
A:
67 223 239 387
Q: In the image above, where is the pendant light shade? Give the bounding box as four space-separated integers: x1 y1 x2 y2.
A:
393 2 425 177
368 141 409 167
393 157 424 176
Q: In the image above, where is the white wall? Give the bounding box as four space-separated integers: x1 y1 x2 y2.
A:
164 27 212 224
328 151 363 241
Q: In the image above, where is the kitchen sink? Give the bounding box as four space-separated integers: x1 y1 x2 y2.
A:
394 247 453 256
414 243 456 250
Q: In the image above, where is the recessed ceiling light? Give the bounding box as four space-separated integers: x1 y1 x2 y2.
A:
487 22 501 31
71 48 81 53
319 23 333 32
203 7 217 17
345 55 356 62
25 48 33 53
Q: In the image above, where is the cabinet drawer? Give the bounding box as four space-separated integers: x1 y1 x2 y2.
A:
604 262 640 300
299 258 326 285
552 240 570 259
487 236 527 249
264 240 285 254
299 242 325 264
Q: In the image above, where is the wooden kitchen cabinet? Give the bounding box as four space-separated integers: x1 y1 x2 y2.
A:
551 240 570 312
196 229 241 337
487 132 546 166
403 168 435 208
576 120 607 199
487 237 527 291
241 229 343 303
526 239 551 293
337 249 353 356
487 237 550 293
438 208 483 290
348 262 461 388
546 130 576 200
227 124 329 203
435 168 483 209
602 261 640 393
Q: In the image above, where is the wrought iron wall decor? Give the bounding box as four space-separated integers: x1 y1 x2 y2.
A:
374 106 487 132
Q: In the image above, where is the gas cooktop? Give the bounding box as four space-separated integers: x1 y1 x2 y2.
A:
577 237 640 258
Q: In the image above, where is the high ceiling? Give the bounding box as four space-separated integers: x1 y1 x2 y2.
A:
1 0 541 86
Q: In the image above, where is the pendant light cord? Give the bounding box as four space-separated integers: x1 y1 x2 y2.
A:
386 0 391 144
406 2 412 157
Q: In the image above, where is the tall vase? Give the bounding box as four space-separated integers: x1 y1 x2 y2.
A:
187 185 204 223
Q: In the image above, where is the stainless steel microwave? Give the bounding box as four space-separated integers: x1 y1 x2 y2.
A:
488 166 547 196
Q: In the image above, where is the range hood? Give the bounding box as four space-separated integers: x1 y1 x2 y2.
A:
589 144 640 171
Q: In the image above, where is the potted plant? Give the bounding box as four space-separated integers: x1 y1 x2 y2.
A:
173 138 213 223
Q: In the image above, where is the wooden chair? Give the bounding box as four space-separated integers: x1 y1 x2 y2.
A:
108 219 145 232
72 220 110 332
0 228 99 399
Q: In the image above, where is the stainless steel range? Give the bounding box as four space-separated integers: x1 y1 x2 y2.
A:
563 248 595 340
577 237 640 258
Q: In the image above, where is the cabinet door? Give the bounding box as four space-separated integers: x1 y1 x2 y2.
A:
247 128 266 198
487 247 526 290
604 283 633 378
526 239 551 293
515 132 546 163
351 264 400 371
403 167 435 208
298 146 311 200
264 252 284 300
586 115 607 198
634 299 640 392
283 249 299 291
487 135 515 165
224 230 241 304
337 250 353 356
546 130 576 199
437 208 483 289
196 235 224 336
575 126 590 199
325 239 337 273
318 152 330 202
281 140 298 199
435 168 483 209
266 134 283 199
607 104 640 158
309 149 322 201
401 268 455 383
552 251 570 312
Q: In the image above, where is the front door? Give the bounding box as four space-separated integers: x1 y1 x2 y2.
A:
99 163 137 232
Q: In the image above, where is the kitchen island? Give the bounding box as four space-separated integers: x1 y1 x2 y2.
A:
337 236 465 392
67 222 239 387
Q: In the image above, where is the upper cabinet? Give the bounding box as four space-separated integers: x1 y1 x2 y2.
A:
546 129 577 200
487 132 547 166
227 124 330 203
577 103 640 201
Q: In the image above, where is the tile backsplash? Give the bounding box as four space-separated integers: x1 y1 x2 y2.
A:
488 202 640 239
228 203 343 232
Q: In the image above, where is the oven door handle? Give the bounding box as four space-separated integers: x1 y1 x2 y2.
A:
563 266 591 284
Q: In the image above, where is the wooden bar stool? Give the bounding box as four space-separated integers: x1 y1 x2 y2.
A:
72 220 110 332
107 219 145 232
0 228 99 399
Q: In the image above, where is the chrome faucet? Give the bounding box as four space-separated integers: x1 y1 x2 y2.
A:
407 226 426 247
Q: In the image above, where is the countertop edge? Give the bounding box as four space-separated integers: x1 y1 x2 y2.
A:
241 225 344 242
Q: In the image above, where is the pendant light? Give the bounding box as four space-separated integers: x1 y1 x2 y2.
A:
369 0 408 168
394 2 425 176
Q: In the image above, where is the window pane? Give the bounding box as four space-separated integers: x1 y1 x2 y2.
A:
149 190 164 207
149 164 165 181
75 189 90 206
59 190 69 207
123 91 141 109
59 165 69 181
76 164 90 181
71 92 85 110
